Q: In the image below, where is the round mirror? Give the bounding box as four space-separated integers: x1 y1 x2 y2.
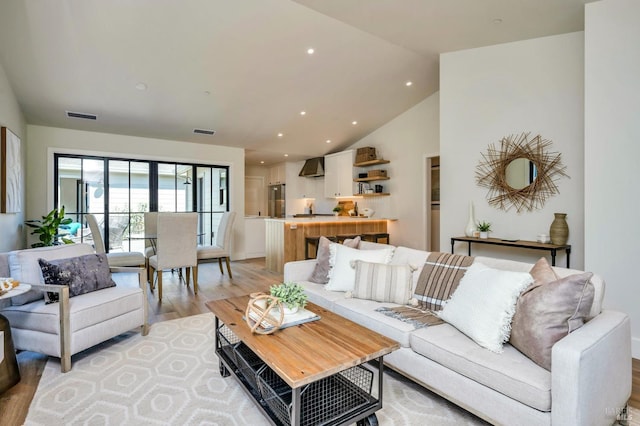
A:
505 158 536 190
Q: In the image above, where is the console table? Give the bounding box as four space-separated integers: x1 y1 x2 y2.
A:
451 236 571 267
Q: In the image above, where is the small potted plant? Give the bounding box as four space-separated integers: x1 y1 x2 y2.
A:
477 221 492 239
270 282 308 315
332 205 342 216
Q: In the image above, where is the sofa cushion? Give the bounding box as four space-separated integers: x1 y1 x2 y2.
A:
438 262 532 353
38 253 116 304
510 259 594 370
309 236 360 284
348 261 414 305
332 298 415 347
8 244 95 305
326 244 394 292
389 246 430 293
410 323 551 412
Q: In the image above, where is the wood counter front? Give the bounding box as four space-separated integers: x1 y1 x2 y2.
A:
265 218 389 272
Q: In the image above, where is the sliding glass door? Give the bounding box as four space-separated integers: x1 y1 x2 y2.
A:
54 154 229 252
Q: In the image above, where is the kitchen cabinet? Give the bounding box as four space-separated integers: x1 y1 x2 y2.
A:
268 163 285 185
324 150 354 198
353 158 391 197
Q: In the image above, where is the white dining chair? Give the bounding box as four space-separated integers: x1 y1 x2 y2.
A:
197 211 236 279
143 212 158 280
86 214 146 268
148 212 198 301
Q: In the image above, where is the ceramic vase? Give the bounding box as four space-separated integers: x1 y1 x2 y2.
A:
465 201 476 237
549 213 569 245
282 305 299 316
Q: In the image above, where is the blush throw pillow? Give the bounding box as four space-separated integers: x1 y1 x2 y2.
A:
325 244 394 292
510 257 595 370
347 261 415 304
309 236 360 284
38 253 116 304
438 262 533 353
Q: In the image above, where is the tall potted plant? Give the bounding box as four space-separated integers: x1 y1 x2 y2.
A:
25 207 75 247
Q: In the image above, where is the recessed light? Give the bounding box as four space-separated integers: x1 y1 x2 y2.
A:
135 82 147 91
307 48 315 55
300 111 306 116
260 161 265 164
326 139 331 144
284 154 289 157
277 133 284 137
352 121 358 125
405 81 413 87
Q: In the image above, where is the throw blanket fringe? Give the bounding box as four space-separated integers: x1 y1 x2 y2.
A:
376 306 444 329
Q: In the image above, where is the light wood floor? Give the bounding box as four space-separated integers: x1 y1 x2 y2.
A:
0 258 638 426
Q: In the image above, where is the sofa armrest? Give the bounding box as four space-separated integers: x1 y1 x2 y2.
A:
110 266 149 336
283 259 317 283
551 309 631 426
29 283 71 372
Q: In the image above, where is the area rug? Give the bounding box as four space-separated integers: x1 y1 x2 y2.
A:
24 314 489 425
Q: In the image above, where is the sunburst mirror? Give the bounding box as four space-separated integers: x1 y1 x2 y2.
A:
475 132 568 212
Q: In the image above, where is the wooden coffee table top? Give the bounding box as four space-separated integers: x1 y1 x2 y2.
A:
206 296 400 388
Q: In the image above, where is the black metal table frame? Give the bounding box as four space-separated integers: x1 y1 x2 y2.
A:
213 316 383 426
450 237 571 267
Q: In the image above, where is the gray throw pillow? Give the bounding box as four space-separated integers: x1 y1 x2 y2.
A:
38 253 116 304
309 236 360 284
510 257 594 370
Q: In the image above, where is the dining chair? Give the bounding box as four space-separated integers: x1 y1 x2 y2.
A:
197 211 236 278
143 212 158 280
86 214 146 268
148 213 198 301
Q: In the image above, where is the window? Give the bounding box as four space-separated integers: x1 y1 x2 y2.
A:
54 154 229 252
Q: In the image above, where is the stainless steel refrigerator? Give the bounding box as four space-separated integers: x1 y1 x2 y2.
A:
268 184 286 218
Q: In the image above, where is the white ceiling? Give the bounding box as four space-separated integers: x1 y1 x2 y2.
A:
0 0 592 166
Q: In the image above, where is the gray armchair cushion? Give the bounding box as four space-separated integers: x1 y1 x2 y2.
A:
38 253 116 304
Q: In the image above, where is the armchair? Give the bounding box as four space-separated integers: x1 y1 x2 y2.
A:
0 244 149 373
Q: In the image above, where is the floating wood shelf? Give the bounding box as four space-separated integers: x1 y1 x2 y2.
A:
353 159 390 167
354 176 390 182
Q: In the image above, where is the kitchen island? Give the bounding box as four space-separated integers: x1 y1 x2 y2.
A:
265 217 390 272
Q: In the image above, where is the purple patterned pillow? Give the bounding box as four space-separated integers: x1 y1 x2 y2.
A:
38 253 116 304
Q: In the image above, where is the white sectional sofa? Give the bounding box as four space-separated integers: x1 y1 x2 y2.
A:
284 241 632 426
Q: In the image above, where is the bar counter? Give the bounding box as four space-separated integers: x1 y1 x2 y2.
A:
265 216 392 273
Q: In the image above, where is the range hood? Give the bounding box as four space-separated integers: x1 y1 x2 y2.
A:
299 157 325 177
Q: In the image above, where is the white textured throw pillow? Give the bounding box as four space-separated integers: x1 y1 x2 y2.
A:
347 261 416 304
326 244 394 292
438 262 533 353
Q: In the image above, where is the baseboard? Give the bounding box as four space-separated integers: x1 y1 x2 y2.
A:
632 336 640 360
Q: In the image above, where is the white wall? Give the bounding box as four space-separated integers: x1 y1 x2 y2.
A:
25 125 248 259
0 62 26 251
585 0 640 357
440 32 585 269
348 94 440 249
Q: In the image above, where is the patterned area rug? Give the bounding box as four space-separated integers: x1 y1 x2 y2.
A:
22 313 555 425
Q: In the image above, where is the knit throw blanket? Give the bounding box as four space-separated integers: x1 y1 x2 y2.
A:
376 252 474 328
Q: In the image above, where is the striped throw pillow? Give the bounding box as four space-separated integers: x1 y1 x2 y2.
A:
348 261 414 304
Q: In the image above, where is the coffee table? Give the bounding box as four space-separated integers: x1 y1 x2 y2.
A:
206 296 400 426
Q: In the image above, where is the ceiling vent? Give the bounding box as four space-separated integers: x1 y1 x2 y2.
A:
193 128 215 135
299 157 325 177
66 111 97 120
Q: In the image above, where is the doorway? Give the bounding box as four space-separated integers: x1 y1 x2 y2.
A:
425 156 440 251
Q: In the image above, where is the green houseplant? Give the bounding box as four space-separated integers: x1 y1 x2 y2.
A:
270 282 308 314
25 207 74 247
477 221 492 239
332 205 342 216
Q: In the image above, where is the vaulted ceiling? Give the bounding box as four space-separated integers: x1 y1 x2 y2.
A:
0 0 592 166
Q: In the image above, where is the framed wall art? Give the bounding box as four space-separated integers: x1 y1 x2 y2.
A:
1 126 22 213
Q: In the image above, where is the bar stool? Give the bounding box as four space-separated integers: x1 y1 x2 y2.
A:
360 232 390 244
305 236 337 259
335 234 360 243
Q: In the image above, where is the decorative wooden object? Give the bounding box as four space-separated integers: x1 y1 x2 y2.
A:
245 293 283 334
476 132 568 212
